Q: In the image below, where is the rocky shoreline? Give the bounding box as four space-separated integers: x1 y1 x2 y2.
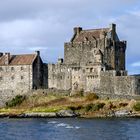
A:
0 110 140 119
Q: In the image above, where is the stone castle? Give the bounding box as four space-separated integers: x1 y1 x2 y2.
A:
0 23 140 105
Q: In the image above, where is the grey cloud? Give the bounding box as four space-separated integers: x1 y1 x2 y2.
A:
0 0 140 74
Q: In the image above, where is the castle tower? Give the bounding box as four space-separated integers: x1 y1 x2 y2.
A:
105 24 126 72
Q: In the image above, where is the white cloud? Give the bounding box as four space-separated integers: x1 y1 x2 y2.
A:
131 62 140 67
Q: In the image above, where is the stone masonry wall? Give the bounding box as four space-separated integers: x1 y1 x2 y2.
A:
0 65 33 106
64 41 101 65
48 64 72 90
100 71 140 96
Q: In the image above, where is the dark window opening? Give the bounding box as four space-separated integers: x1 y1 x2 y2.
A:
11 76 14 80
21 67 24 70
11 67 14 71
0 77 2 81
0 67 3 71
90 68 93 73
83 69 85 73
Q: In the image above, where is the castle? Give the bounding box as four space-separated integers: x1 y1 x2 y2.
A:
48 24 140 97
0 23 140 105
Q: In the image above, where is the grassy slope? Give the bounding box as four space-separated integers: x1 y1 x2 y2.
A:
0 91 139 118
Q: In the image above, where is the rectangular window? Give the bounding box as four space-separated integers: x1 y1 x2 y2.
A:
90 68 93 73
21 67 24 70
0 67 3 71
0 77 2 81
11 67 14 71
11 76 14 80
21 76 24 80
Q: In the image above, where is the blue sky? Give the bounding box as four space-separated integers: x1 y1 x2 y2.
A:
0 0 140 74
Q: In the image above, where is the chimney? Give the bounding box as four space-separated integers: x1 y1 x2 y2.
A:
5 53 10 65
74 27 82 35
35 51 40 56
110 23 116 41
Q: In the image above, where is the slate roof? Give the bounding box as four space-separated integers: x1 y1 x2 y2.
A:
73 28 109 42
0 54 37 66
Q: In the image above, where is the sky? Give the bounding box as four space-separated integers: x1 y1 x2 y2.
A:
0 0 140 74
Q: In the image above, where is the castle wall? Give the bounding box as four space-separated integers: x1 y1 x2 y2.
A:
64 41 101 65
48 64 72 90
100 71 140 95
0 65 33 106
71 67 86 90
83 65 101 92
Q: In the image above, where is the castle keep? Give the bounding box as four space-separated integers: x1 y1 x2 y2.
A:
48 24 140 96
0 23 140 105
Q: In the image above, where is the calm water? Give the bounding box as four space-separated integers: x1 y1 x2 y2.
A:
0 118 140 140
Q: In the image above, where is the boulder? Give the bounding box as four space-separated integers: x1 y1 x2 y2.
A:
108 110 132 117
56 110 79 117
114 110 132 117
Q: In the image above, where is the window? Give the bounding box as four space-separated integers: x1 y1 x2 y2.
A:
21 67 24 70
83 69 85 73
21 76 24 80
11 67 14 71
90 68 93 73
0 77 2 81
0 67 3 71
11 76 14 80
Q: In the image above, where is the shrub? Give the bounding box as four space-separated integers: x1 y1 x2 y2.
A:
92 103 105 111
133 102 140 111
85 103 105 112
85 104 93 112
71 90 84 97
85 93 99 101
119 102 128 107
6 95 26 107
67 105 83 111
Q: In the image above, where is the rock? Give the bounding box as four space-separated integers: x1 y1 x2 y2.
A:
22 112 57 118
114 110 131 117
56 110 79 117
108 110 132 117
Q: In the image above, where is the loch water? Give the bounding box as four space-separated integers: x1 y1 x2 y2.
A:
0 118 140 140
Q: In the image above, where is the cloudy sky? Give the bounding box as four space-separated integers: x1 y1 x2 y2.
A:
0 0 140 74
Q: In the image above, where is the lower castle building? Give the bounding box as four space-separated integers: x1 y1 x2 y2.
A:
0 23 140 105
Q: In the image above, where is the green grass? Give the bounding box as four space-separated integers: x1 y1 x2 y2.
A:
133 102 140 111
27 106 67 113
